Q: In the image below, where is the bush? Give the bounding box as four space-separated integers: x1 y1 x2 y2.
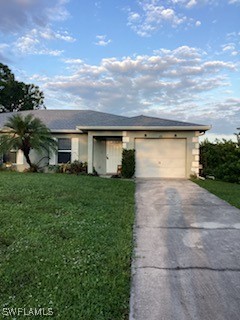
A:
200 138 240 183
48 161 88 175
23 163 40 173
121 149 135 178
69 161 88 174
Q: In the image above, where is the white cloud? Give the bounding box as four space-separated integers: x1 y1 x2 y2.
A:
0 0 70 33
63 59 84 64
222 44 235 52
13 26 75 56
126 0 239 36
0 1 73 57
33 46 239 134
39 29 76 42
221 33 240 57
94 35 112 46
14 29 64 56
126 0 204 36
228 0 240 4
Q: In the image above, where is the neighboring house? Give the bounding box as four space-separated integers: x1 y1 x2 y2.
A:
0 110 211 178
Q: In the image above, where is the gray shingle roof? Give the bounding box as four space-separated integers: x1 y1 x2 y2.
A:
0 109 208 131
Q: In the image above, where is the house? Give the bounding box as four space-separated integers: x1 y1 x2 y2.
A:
0 110 211 178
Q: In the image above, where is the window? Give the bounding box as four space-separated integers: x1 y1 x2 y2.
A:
58 138 71 163
3 151 17 164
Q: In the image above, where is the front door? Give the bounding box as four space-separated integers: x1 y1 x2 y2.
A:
106 140 122 174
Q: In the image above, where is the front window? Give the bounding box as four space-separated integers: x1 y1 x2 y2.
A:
3 151 17 164
58 138 71 163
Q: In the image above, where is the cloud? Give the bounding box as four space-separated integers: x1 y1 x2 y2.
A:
221 32 240 57
0 0 70 34
32 46 238 134
13 26 76 56
94 35 112 46
228 0 240 4
39 28 75 42
0 1 72 57
127 1 188 36
63 59 84 64
126 0 239 36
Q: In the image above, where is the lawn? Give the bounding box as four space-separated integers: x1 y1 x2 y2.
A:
0 172 135 320
193 179 240 209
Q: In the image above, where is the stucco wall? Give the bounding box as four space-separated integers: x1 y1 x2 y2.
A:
6 133 88 171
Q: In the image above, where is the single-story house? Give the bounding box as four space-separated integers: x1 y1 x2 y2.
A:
0 110 211 178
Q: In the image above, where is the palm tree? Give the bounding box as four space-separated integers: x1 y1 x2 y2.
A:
0 113 57 170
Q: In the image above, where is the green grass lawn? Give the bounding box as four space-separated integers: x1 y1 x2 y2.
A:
193 179 240 209
0 172 135 320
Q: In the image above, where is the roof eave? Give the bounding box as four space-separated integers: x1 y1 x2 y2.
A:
50 129 80 133
0 129 81 134
76 125 211 131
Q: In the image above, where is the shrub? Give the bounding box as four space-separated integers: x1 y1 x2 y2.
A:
23 163 40 173
69 161 87 174
48 165 61 173
200 138 240 183
121 149 135 178
48 161 88 175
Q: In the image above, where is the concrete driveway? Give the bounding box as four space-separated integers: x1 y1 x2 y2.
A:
130 179 240 320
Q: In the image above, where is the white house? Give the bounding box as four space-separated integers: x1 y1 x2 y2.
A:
0 110 211 178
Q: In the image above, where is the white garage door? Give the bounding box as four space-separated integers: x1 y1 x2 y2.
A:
135 139 186 178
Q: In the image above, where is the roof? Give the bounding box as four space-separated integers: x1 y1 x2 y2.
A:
0 109 211 132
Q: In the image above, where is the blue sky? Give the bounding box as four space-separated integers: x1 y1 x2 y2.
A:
0 0 239 140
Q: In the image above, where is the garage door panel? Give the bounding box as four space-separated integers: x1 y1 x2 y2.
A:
135 139 186 178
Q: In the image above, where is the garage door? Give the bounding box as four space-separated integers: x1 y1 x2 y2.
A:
135 139 186 178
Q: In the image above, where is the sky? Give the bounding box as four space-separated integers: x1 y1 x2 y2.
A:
0 0 239 141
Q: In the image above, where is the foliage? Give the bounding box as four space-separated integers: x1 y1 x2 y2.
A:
200 138 240 183
23 163 40 173
0 113 57 170
48 164 61 173
0 62 45 112
193 179 240 209
68 160 88 174
0 172 135 320
0 162 16 171
121 149 135 178
48 161 88 174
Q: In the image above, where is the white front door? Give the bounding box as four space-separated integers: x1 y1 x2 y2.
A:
106 140 122 173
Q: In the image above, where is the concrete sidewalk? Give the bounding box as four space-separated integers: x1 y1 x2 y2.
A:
129 179 240 320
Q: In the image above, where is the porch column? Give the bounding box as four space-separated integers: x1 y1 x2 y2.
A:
88 133 93 174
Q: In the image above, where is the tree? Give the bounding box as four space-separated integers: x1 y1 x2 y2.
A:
0 114 57 171
200 138 240 183
0 63 45 112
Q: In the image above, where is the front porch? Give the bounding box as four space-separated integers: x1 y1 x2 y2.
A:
87 132 123 175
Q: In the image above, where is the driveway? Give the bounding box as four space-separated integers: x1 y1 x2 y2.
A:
130 179 240 320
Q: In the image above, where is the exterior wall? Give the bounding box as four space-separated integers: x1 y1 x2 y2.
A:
16 149 49 172
49 133 88 165
123 130 200 178
6 133 88 171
